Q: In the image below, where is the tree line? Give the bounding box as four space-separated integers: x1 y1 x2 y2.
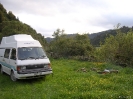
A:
48 26 133 67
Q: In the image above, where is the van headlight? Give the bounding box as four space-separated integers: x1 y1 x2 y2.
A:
17 66 26 71
21 66 26 70
44 64 51 68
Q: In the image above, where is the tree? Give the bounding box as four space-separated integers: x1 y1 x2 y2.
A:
0 10 4 23
98 28 133 66
7 11 18 21
49 31 94 59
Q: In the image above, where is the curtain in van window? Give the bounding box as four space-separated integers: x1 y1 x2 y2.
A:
10 48 16 60
4 49 10 58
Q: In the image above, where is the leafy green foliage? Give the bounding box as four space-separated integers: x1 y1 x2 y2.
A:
98 27 133 66
49 29 94 59
7 11 19 21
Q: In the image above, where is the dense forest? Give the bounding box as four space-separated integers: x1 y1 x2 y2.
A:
1 3 133 67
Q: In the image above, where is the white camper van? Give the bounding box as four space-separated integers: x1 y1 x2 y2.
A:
0 34 52 81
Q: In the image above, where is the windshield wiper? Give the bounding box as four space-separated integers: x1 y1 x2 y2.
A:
19 57 36 60
27 57 36 59
36 55 47 59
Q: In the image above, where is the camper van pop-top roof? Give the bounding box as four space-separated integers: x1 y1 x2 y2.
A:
0 34 42 48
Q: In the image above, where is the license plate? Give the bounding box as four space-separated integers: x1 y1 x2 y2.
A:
34 72 42 76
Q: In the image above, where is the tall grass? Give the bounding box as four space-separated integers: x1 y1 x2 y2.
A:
0 58 133 99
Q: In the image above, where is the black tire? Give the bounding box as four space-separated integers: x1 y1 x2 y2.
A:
10 71 17 81
0 66 4 74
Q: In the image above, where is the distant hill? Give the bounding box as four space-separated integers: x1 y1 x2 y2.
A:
90 26 132 46
45 26 132 46
89 29 117 46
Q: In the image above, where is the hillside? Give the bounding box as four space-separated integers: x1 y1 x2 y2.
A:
46 26 132 46
90 26 131 46
0 3 47 48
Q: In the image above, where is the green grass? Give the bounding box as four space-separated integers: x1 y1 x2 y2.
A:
0 58 133 99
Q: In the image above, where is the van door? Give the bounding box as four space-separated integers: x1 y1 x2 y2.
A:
10 48 17 73
3 48 11 74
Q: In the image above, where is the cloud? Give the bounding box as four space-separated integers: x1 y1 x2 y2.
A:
1 0 133 37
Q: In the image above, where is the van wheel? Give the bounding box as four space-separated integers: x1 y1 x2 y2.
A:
10 71 17 81
0 66 4 74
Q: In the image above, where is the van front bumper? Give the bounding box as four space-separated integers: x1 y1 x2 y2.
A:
14 70 53 79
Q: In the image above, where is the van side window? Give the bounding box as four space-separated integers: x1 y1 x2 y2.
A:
10 48 16 60
4 49 10 58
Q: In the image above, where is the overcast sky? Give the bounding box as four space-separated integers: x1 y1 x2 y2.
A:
1 0 133 37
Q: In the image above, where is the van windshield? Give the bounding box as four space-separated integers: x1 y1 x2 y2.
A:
18 47 47 60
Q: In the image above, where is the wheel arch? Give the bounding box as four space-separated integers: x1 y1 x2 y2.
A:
0 63 2 68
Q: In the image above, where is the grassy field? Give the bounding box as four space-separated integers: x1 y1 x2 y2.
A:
0 58 133 99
